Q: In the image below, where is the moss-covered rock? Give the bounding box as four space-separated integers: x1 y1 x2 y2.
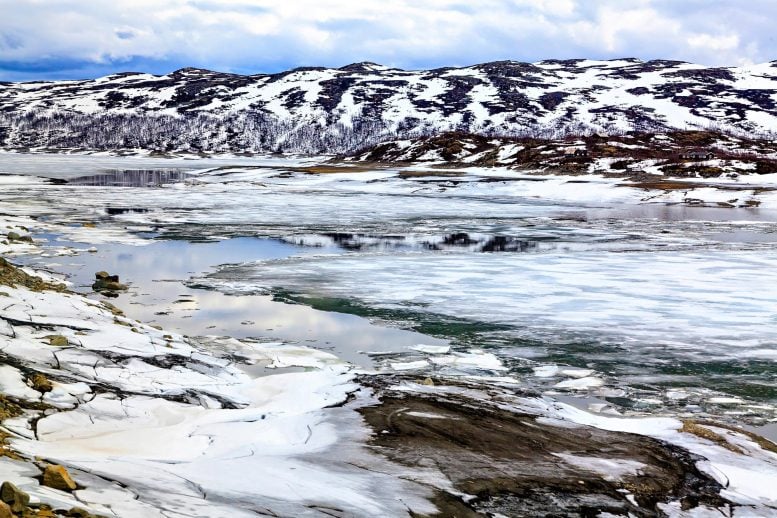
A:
45 335 69 347
100 302 124 316
29 374 53 393
0 396 23 460
0 258 66 293
6 232 33 243
0 481 29 513
0 396 22 422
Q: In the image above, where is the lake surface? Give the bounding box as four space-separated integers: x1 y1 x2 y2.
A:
20 236 447 367
2 154 777 429
65 169 192 187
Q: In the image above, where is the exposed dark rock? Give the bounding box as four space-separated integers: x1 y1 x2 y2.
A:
538 91 569 110
0 481 29 513
442 233 478 246
357 375 728 517
92 271 128 292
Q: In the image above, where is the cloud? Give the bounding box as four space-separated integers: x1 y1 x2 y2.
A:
0 0 775 80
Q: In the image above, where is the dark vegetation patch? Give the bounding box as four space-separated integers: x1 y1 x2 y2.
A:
346 129 777 181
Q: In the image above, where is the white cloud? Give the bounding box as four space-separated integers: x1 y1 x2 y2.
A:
687 33 739 51
0 0 774 79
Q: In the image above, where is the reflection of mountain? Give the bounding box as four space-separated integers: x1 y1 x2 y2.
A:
3 59 777 152
67 169 190 187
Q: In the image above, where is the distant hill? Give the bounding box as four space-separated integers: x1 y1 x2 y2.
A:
344 130 777 186
2 59 777 153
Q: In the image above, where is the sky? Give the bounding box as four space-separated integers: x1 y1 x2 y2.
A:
1 0 776 81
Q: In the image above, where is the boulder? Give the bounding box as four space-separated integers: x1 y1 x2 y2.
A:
0 481 29 512
0 501 12 518
92 279 128 291
42 464 77 491
95 272 119 282
46 335 69 347
6 232 32 243
92 272 127 292
27 503 57 517
30 373 53 393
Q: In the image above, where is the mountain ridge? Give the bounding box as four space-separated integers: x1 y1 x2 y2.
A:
2 58 777 153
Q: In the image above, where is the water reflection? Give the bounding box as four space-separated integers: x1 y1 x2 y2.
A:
67 169 191 187
704 230 777 243
25 236 447 366
563 204 777 223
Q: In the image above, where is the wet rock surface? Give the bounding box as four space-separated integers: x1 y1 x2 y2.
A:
91 271 127 293
358 375 728 517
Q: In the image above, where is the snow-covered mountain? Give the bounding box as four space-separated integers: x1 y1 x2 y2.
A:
2 59 777 153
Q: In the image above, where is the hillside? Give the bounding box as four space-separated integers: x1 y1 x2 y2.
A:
345 130 777 181
2 59 777 153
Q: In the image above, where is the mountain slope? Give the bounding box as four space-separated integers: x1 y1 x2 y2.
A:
2 59 777 153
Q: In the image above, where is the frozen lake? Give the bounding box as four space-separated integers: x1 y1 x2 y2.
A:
3 152 777 427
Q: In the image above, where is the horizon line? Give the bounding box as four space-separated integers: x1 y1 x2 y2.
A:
4 57 775 84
